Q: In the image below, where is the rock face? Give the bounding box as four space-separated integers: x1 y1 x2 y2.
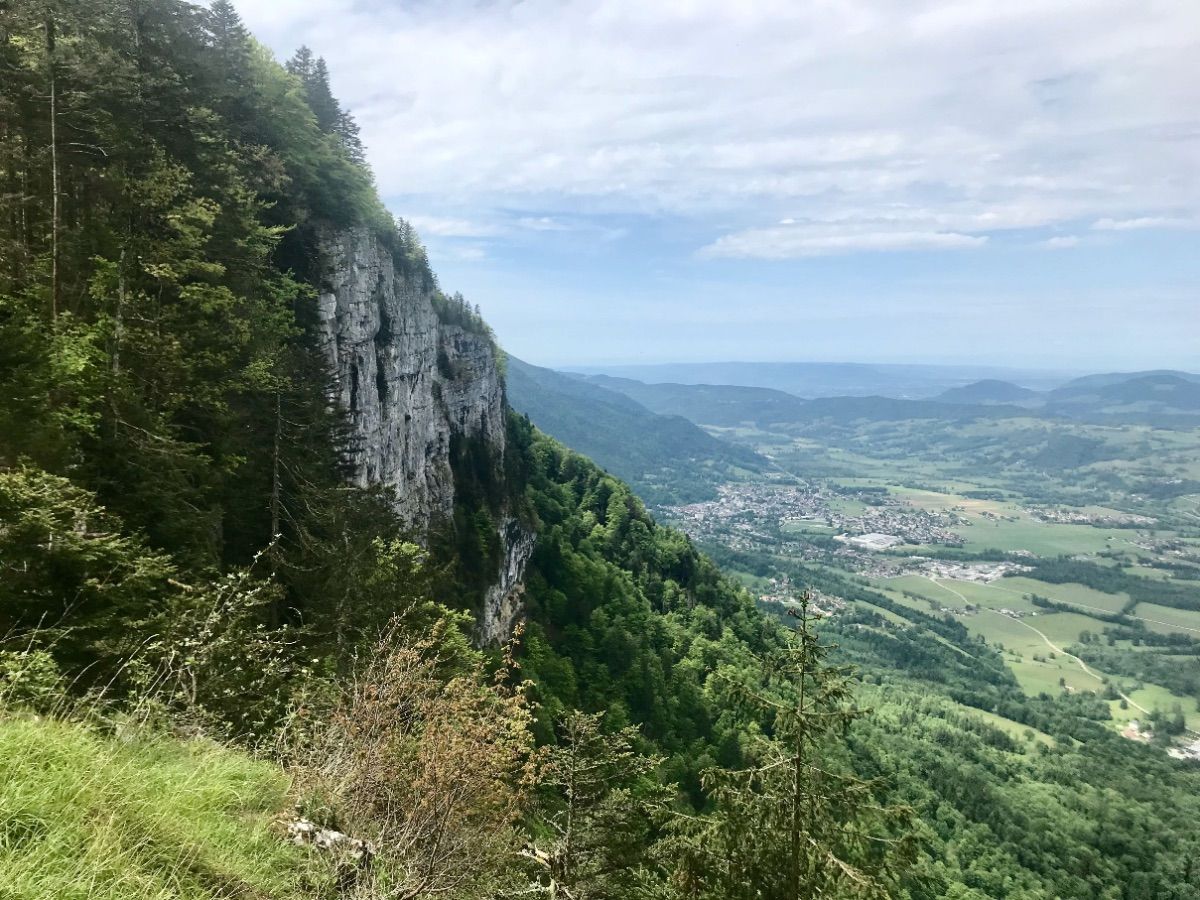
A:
315 226 531 641
480 518 538 645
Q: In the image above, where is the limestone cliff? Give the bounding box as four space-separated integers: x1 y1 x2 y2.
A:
315 226 533 641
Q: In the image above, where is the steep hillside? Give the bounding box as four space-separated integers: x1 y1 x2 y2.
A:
0 0 527 643
7 5 1200 900
505 356 764 504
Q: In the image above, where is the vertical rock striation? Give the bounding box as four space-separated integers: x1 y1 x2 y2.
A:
315 225 532 641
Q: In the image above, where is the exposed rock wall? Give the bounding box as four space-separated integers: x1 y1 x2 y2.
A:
479 518 538 645
315 226 531 641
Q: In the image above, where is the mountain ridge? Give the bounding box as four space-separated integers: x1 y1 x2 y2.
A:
505 356 765 504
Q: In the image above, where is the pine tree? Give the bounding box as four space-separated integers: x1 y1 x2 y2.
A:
286 48 366 166
306 57 341 133
335 108 366 165
206 0 251 78
674 594 915 899
528 711 672 899
285 44 314 81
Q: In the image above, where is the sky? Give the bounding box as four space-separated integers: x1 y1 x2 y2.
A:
232 0 1200 371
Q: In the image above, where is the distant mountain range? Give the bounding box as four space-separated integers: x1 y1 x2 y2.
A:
505 356 765 504
583 375 810 428
562 361 1072 399
933 371 1200 420
571 368 1200 432
508 362 1200 506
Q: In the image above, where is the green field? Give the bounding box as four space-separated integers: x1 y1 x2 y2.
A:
966 610 1102 694
876 575 972 609
927 519 1141 556
998 577 1131 614
954 704 1056 747
874 575 1200 718
1131 602 1200 637
779 521 836 535
717 415 1200 748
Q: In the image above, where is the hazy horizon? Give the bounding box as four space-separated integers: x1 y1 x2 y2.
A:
551 358 1082 376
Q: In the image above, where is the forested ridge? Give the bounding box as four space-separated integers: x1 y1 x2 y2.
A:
2 3 1199 899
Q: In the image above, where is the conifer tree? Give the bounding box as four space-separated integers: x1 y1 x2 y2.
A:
285 44 314 81
286 47 366 165
528 711 672 899
307 57 342 133
335 108 366 165
206 0 251 77
674 594 915 899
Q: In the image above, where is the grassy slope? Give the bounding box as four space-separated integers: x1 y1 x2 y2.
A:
0 715 326 900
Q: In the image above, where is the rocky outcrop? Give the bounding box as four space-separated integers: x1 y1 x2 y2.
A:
479 518 538 645
315 226 506 530
315 226 531 641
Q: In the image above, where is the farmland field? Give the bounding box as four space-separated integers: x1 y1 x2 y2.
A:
661 412 1200 752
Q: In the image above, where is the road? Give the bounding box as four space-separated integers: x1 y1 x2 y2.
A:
978 580 1200 637
922 576 1151 714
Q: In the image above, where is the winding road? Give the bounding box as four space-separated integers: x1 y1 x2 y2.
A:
921 576 1151 715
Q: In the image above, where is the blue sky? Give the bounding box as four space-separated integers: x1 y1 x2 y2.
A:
233 0 1199 371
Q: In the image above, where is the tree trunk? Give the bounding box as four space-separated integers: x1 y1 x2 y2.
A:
112 247 125 375
791 638 806 899
265 391 284 628
46 14 59 318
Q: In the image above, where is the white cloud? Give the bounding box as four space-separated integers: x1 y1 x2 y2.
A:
517 216 571 232
700 225 986 259
1039 235 1081 249
233 0 1200 255
436 243 489 262
1092 216 1196 231
405 216 500 238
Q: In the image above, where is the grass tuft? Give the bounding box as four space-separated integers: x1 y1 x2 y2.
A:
0 713 331 899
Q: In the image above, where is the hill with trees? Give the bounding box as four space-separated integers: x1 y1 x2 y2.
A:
505 355 765 504
934 379 1040 405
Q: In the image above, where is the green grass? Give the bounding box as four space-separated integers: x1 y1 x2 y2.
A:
727 568 774 591
937 580 1041 614
962 610 1102 694
873 576 1111 694
876 575 971 609
999 577 1131 614
1111 683 1200 732
1131 602 1200 637
870 576 1200 733
951 704 1056 747
779 521 835 535
1024 611 1111 647
845 598 912 629
0 714 328 900
955 520 1137 556
1120 565 1175 582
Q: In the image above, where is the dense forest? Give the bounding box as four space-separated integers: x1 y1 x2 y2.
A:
2 3 1200 899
